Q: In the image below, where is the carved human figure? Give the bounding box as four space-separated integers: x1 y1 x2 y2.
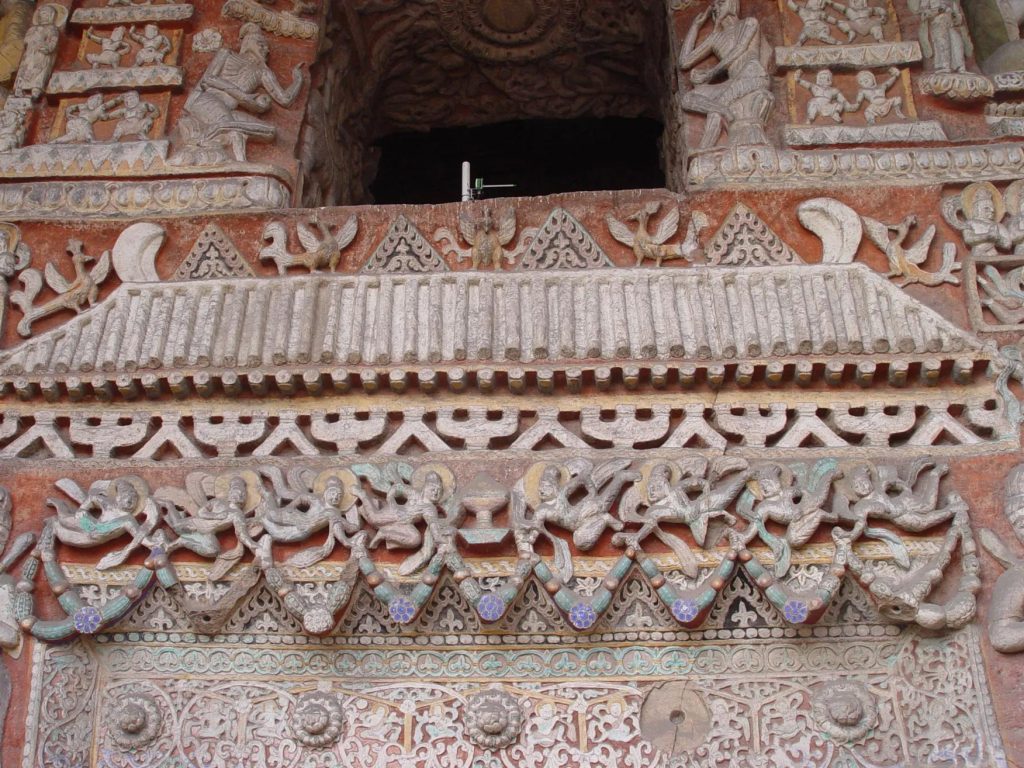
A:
84 26 130 69
172 22 305 164
794 69 851 123
12 4 61 100
129 24 170 66
0 222 29 339
911 0 972 73
851 68 905 124
52 93 114 143
833 0 887 42
786 0 843 45
108 90 158 140
677 0 774 150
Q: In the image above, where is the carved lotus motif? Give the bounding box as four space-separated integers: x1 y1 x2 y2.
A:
109 693 162 750
811 680 878 743
291 691 345 748
465 689 523 750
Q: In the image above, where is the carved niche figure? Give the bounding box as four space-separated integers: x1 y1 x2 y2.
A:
794 69 851 123
677 0 774 150
84 26 130 69
53 93 114 143
786 0 844 45
851 68 905 124
12 3 64 100
979 465 1024 654
0 95 26 151
171 22 305 165
0 0 32 95
129 23 171 66
833 0 887 43
108 90 159 140
944 181 1012 259
910 0 971 73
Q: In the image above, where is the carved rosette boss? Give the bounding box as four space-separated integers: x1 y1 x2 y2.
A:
464 689 524 750
291 691 345 748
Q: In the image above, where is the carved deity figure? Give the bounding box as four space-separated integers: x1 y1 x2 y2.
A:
787 0 843 45
0 222 28 339
12 4 62 100
84 26 130 69
851 68 905 123
677 0 774 150
108 90 158 140
171 22 304 165
262 474 363 567
794 69 851 123
0 0 32 95
911 0 972 73
129 24 170 66
954 182 1011 259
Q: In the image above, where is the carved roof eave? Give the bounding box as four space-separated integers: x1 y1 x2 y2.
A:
0 264 993 401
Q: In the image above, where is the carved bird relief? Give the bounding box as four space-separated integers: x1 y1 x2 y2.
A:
606 202 709 267
862 214 960 287
10 238 111 337
259 216 358 274
436 207 517 269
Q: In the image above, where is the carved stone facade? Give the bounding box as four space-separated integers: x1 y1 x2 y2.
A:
0 0 1021 766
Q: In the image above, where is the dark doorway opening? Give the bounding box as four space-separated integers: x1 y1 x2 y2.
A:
369 117 665 205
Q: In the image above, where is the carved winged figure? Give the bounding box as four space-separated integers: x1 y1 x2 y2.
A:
160 472 266 581
435 206 517 269
614 458 748 577
258 467 365 568
49 477 162 570
606 203 709 267
353 463 463 576
512 459 639 581
10 239 111 336
737 461 839 577
259 216 358 274
861 214 960 287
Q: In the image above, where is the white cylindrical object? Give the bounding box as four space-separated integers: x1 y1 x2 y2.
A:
461 161 472 202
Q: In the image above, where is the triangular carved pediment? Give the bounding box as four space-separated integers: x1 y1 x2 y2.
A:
174 224 254 280
705 203 801 267
362 215 448 273
519 208 612 269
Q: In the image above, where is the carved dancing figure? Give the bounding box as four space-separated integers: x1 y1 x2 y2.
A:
910 0 972 73
851 68 905 124
52 93 114 143
614 459 748 577
108 90 159 140
129 24 170 66
794 69 851 123
12 3 62 100
678 0 774 149
172 22 305 164
833 0 887 42
786 0 843 45
737 461 839 577
84 26 130 69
